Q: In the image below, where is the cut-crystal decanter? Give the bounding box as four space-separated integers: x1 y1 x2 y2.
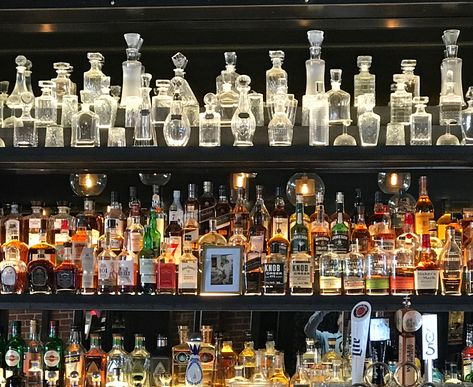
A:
217 70 239 126
83 52 105 103
390 74 412 125
357 94 380 146
52 62 72 105
266 50 288 103
410 96 432 145
199 93 221 147
71 90 100 147
309 81 329 146
231 75 256 146
216 52 239 94
94 76 118 130
121 33 143 108
326 69 351 125
163 78 191 147
151 80 172 126
35 81 57 126
13 92 37 147
400 59 420 98
354 55 376 108
7 55 29 111
268 79 293 146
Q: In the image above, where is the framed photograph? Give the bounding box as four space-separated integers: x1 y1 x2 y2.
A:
201 245 243 295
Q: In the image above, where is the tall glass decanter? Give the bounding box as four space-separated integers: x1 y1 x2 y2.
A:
441 29 464 104
216 52 239 94
309 81 329 146
13 92 37 147
461 86 473 145
134 73 157 147
217 70 239 126
231 75 256 146
437 70 461 146
410 96 432 145
163 78 191 147
266 50 288 103
268 79 293 146
7 55 29 112
71 90 100 147
199 93 221 147
390 74 412 125
94 76 118 130
121 33 143 108
35 81 57 126
401 59 420 98
83 52 105 103
354 55 375 107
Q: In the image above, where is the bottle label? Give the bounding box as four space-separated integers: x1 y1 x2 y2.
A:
390 276 415 291
249 235 264 253
5 219 20 242
130 232 143 252
64 354 81 364
414 270 439 290
320 276 342 290
289 262 312 288
331 233 349 253
174 350 190 364
1 265 17 286
216 212 231 231
54 219 69 230
29 233 41 247
98 260 113 281
44 350 60 367
30 266 49 287
5 349 20 367
72 241 87 267
110 236 122 251
313 235 329 257
31 253 53 262
178 261 198 289
56 270 75 289
158 263 176 289
81 248 95 289
29 218 42 229
183 228 199 244
168 236 182 261
117 260 135 286
366 277 390 290
263 263 285 287
139 258 157 284
245 253 262 272
55 232 70 244
344 276 365 290
87 230 100 247
269 241 288 256
291 235 308 253
415 212 434 235
199 204 216 225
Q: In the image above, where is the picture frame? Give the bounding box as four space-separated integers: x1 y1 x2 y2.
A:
201 245 243 295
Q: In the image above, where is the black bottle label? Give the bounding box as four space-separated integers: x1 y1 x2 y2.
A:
30 266 48 287
56 271 74 289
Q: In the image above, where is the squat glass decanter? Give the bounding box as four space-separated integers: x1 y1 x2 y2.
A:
231 75 256 146
163 78 191 147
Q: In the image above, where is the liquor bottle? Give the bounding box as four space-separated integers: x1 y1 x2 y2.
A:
231 187 250 238
245 205 266 295
2 203 23 246
238 332 256 380
75 198 103 247
268 80 293 146
169 191 184 228
351 205 371 254
343 243 365 296
27 231 55 294
43 321 64 386
216 52 239 93
415 176 434 235
0 243 27 294
117 233 137 295
289 353 310 387
139 225 157 295
231 75 256 146
198 182 216 236
268 219 290 257
368 191 384 236
289 251 313 295
28 228 56 263
126 200 144 255
212 334 224 387
85 334 107 387
291 194 309 254
310 192 330 259
354 55 376 107
183 184 199 253
197 218 227 258
414 234 439 295
83 52 105 100
445 362 462 384
263 249 286 295
326 69 351 125
410 96 432 145
71 225 89 270
269 352 289 386
271 187 289 240
215 185 232 238
199 326 215 387
302 338 320 368
440 226 463 295
64 327 85 387
319 245 342 295
462 324 473 382
266 50 287 103
331 192 350 254
105 368 128 387
151 185 166 249
228 225 248 249
250 350 269 384
106 334 131 384
396 212 419 252
465 224 473 295
71 90 100 147
55 242 79 293
221 341 237 381
5 321 26 379
156 239 177 295
171 326 190 387
365 241 390 295
390 239 415 295
103 192 126 254
249 185 271 236
97 231 117 295
374 205 396 252
199 93 221 147
130 334 150 387
227 365 247 385
149 211 161 259
152 335 170 387
48 201 75 247
24 321 42 387
80 242 97 295
177 242 198 295
390 74 412 125
164 204 183 263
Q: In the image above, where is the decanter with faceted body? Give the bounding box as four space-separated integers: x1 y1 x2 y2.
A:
327 69 351 125
390 74 412 125
266 50 288 103
13 92 37 147
71 91 100 147
357 93 380 146
52 62 72 105
83 52 105 103
163 78 191 147
94 76 118 130
231 75 256 146
386 122 406 146
438 70 461 145
217 70 239 126
7 55 29 112
309 81 329 146
410 96 432 145
268 79 293 146
216 51 239 94
461 86 473 145
121 33 143 108
199 93 221 147
151 80 172 126
401 59 420 98
354 55 376 107
35 81 57 126
134 73 157 147
167 52 200 126
441 29 464 104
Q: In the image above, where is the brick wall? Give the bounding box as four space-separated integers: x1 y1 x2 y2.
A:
8 310 74 341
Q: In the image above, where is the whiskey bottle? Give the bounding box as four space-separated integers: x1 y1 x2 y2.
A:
126 200 144 255
64 327 85 387
221 340 237 381
0 243 27 294
289 251 313 295
368 191 385 237
351 204 371 254
215 185 232 239
310 192 330 259
24 320 42 387
331 192 350 254
178 243 199 295
212 334 224 387
343 242 365 295
156 239 177 295
249 185 271 239
138 225 157 295
414 234 439 295
2 204 23 246
75 198 103 247
263 250 287 295
106 335 131 385
117 233 137 295
198 182 216 236
415 176 434 235
465 224 473 295
130 334 151 387
238 332 256 380
171 326 190 387
245 205 266 295
151 335 170 387
365 241 390 295
24 201 49 247
5 321 26 379
164 205 183 263
390 239 415 295
183 184 199 253
43 321 64 386
269 352 289 386
85 334 107 387
290 194 309 254
440 226 463 295
231 187 249 238
49 201 75 247
319 245 342 295
271 187 289 240
462 324 473 381
302 338 320 368
97 231 117 295
268 220 289 258
28 229 56 264
71 225 88 270
199 326 215 387
53 219 72 264
55 242 79 293
27 230 56 294
103 192 126 253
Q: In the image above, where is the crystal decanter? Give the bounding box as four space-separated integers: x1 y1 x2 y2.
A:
83 52 105 103
401 59 420 98
66 64 77 96
94 76 118 130
410 96 432 145
163 78 191 147
71 90 100 147
34 81 57 127
7 55 29 114
151 80 172 126
216 70 239 126
266 50 288 103
231 75 256 146
268 79 293 146
386 122 406 146
216 51 239 94
134 73 157 147
0 80 9 132
199 93 221 147
24 59 34 96
52 62 72 105
327 69 351 124
309 81 329 146
437 70 461 145
354 55 376 108
390 74 412 125
13 92 37 147
121 33 143 108
357 93 380 146
461 86 473 145
441 29 464 104
167 52 200 126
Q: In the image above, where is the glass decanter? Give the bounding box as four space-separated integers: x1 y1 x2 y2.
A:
51 62 72 105
401 59 420 98
13 92 37 147
327 69 351 124
94 76 118 130
71 90 100 147
410 96 432 145
441 29 464 104
354 55 376 107
0 80 8 133
199 93 221 147
167 52 200 126
151 80 172 126
217 70 239 126
461 86 473 145
386 122 406 145
302 29 325 126
35 81 57 126
7 55 29 113
266 50 288 103
437 70 461 145
121 33 143 108
231 75 256 146
134 73 157 147
390 74 412 125
216 51 239 94
163 78 191 147
66 64 77 96
268 79 293 146
83 52 105 103
309 81 329 146
357 93 380 146
24 59 34 95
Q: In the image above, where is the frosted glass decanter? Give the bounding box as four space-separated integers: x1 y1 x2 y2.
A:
441 29 464 105
231 75 256 146
199 93 221 147
266 50 288 103
151 80 172 126
357 94 380 146
437 70 461 145
71 90 100 147
326 69 351 125
35 81 57 126
121 33 143 108
83 52 105 103
410 96 432 145
13 92 37 147
94 76 118 130
354 56 375 108
216 52 239 94
217 70 239 127
309 81 329 146
163 78 191 147
268 79 293 146
390 74 412 125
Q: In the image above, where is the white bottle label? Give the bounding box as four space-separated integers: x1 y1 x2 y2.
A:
1 265 16 286
290 262 312 288
98 260 113 281
320 276 342 290
117 260 135 286
5 220 20 242
130 232 143 252
29 219 42 229
178 261 198 289
5 349 20 367
414 270 439 290
249 235 264 253
44 350 60 367
139 259 156 284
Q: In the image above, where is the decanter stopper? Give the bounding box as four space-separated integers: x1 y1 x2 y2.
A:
330 69 342 85
87 52 104 62
413 96 429 106
25 59 32 71
172 52 188 70
357 56 372 70
203 93 217 108
141 73 152 88
110 85 121 100
236 75 251 91
358 93 375 111
20 92 34 109
124 33 141 48
269 50 285 64
53 62 70 71
401 59 416 72
224 52 237 67
393 74 406 90
15 55 27 67
442 29 460 47
307 30 324 47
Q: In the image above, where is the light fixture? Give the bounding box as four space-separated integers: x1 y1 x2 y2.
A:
138 173 172 187
231 173 257 190
377 172 411 194
286 172 324 206
69 173 107 197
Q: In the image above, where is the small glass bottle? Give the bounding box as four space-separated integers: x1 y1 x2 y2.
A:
231 75 256 146
343 242 365 295
357 93 380 146
85 334 107 387
178 242 199 295
199 93 221 147
134 73 157 147
13 92 37 147
268 78 293 146
365 242 390 295
221 341 237 381
266 50 288 103
71 91 100 147
94 76 118 130
309 81 329 146
96 231 117 295
35 81 57 126
304 30 325 101
331 192 350 254
216 51 239 94
440 29 464 103
130 334 151 387
440 226 463 295
163 78 191 147
354 55 376 107
121 33 143 108
289 252 313 295
390 74 413 125
238 332 256 380
230 187 250 238
351 205 371 254
55 242 79 293
0 244 27 294
319 246 342 295
410 96 432 145
401 59 420 97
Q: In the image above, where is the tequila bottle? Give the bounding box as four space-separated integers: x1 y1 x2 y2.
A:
268 79 293 146
354 55 376 107
216 52 239 94
238 333 256 380
309 81 329 146
216 70 238 126
266 50 288 103
172 326 191 387
441 29 464 104
199 93 221 147
106 335 131 385
151 80 172 126
24 320 43 387
71 91 100 147
319 246 342 295
163 78 191 147
52 62 72 105
121 33 143 108
401 59 420 98
326 69 351 125
106 368 128 387
167 52 200 126
438 70 462 145
83 52 105 103
85 334 107 387
410 96 432 145
35 81 57 126
290 354 310 387
231 75 256 146
13 92 37 147
64 327 85 387
134 73 157 147
130 335 151 387
390 74 412 125
461 86 473 144
357 93 380 146
440 226 462 295
94 76 118 130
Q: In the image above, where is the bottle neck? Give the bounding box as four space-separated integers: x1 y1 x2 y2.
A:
69 330 81 344
112 337 124 349
90 336 101 349
336 202 344 224
49 325 57 338
316 203 325 224
134 337 145 349
296 201 304 225
419 177 429 197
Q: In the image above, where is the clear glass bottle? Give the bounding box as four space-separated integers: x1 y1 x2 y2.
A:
178 243 199 295
319 246 342 295
64 327 85 387
291 194 309 254
250 350 269 384
390 241 415 295
35 81 57 126
51 62 72 106
357 93 380 146
354 55 376 107
238 332 256 380
151 79 172 126
268 79 293 146
441 29 464 104
163 78 191 147
106 334 131 385
13 92 37 147
266 50 288 103
94 76 118 130
289 252 313 295
365 242 390 295
400 59 420 98
290 353 310 387
121 33 143 108
130 334 150 387
444 362 462 384
309 81 329 146
171 326 190 387
199 93 221 147
415 176 434 235
231 75 256 146
390 74 413 125
440 226 462 295
386 121 406 146
343 242 365 295
7 55 29 113
326 69 351 125
71 91 100 147
216 70 239 126
134 73 157 147
97 231 117 295
117 234 137 295
269 352 289 386
183 184 199 252
438 70 462 145
83 52 105 102
216 52 239 94
409 96 432 145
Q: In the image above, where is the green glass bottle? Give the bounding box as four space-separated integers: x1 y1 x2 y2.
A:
139 225 157 295
43 320 64 386
331 192 350 254
149 211 161 255
290 194 309 254
5 321 26 378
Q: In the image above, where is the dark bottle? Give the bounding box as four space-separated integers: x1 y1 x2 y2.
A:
5 321 26 378
231 188 250 238
55 243 79 293
271 187 289 240
164 210 183 263
245 204 266 295
290 194 309 254
27 231 56 294
215 185 232 239
43 321 64 387
5 370 26 387
139 226 157 295
351 188 363 226
331 192 350 254
198 181 216 236
75 198 104 247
